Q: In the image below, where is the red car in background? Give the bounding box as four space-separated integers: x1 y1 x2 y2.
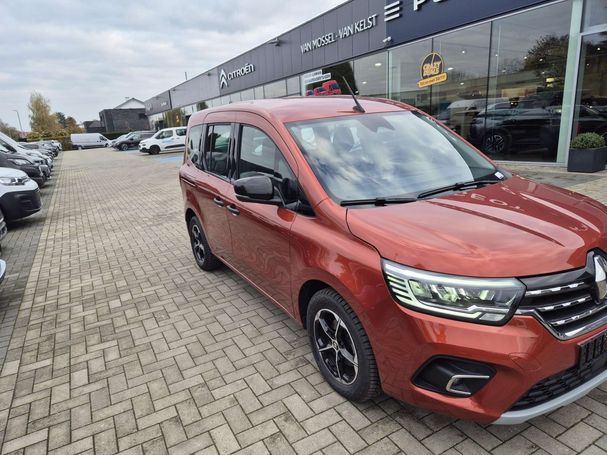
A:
180 97 607 424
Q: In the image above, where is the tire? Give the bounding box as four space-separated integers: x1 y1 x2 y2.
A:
307 289 380 402
482 131 511 155
188 216 221 271
120 143 129 151
150 145 161 155
77 145 83 150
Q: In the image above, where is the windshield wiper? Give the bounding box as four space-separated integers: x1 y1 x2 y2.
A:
417 178 502 200
340 196 418 207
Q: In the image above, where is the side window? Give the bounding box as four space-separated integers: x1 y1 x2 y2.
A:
176 128 187 136
206 124 231 178
187 125 203 167
238 126 298 205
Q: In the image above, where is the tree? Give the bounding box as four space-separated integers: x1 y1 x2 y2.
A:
0 119 20 140
524 34 569 88
65 116 82 133
55 112 67 129
28 92 59 134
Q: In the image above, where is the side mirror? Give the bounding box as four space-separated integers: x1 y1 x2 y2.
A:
234 175 282 206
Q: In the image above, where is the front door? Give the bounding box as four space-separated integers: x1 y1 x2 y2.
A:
225 115 299 312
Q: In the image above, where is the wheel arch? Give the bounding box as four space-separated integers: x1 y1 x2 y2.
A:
298 280 333 329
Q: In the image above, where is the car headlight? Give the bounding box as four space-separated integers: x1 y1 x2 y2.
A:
0 176 28 186
382 259 525 324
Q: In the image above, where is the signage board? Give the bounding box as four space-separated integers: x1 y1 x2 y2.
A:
417 52 448 88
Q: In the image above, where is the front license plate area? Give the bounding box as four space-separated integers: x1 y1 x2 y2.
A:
579 329 607 368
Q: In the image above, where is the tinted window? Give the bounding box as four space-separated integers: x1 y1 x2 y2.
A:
187 125 203 166
156 130 173 139
206 125 231 178
288 111 496 203
239 126 297 204
176 128 187 136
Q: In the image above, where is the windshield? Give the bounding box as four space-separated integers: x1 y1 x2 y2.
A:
287 111 497 202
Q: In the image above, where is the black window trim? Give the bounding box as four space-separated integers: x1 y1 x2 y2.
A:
204 122 233 181
186 124 204 170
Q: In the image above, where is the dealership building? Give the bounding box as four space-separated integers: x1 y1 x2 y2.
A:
144 0 606 164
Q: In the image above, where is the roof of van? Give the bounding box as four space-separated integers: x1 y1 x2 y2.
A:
191 97 412 125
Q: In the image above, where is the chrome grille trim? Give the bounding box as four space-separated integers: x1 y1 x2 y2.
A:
525 282 585 296
535 295 592 312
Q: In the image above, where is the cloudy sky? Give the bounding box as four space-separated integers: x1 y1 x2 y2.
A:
0 0 345 130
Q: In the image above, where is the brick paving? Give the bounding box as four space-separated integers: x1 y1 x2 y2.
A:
0 150 606 454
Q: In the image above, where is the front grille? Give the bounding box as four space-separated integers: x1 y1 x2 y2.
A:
518 252 607 340
510 361 600 410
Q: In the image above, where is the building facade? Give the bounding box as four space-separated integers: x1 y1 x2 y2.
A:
98 98 150 133
144 0 607 164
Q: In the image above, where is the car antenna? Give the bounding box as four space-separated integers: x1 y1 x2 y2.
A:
340 76 365 113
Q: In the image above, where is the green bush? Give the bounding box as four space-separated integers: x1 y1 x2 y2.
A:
571 132 606 150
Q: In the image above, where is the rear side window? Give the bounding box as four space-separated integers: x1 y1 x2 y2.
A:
176 128 187 136
157 130 173 139
206 124 231 178
187 125 203 167
238 125 297 204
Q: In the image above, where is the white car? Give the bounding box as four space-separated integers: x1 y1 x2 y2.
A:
139 127 186 154
0 132 53 168
0 167 41 221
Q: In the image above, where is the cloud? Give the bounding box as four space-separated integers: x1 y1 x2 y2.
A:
0 0 345 128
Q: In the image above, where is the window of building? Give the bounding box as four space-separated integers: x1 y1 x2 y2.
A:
254 86 265 99
238 125 297 204
287 77 301 96
302 62 354 97
241 89 255 101
486 0 572 161
187 125 203 166
206 124 231 178
583 0 607 30
264 80 287 98
389 40 433 112
354 53 387 98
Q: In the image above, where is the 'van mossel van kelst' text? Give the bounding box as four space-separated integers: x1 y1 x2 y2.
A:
300 14 378 54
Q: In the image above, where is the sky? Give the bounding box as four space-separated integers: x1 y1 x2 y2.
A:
0 0 345 130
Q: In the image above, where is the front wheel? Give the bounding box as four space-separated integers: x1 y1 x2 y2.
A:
188 216 221 271
150 145 160 155
482 131 511 155
307 289 380 401
120 144 129 151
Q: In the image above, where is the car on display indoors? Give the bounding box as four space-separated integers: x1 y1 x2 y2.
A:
0 147 46 187
180 96 607 424
139 127 186 154
469 104 607 157
113 131 154 151
70 133 111 150
0 167 41 222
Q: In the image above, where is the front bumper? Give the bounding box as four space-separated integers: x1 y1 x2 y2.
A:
365 287 607 424
0 188 42 221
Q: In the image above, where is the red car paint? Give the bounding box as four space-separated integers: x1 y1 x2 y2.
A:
180 97 607 423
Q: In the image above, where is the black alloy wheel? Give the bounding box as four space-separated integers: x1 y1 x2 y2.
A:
307 289 380 401
483 131 511 155
188 216 221 271
120 143 129 151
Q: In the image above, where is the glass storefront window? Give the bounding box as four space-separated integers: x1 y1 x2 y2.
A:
254 86 265 99
484 1 572 161
354 53 387 98
287 77 301 96
572 32 607 143
264 80 287 98
241 89 255 101
583 0 607 30
302 62 354 97
389 40 433 112
431 23 491 144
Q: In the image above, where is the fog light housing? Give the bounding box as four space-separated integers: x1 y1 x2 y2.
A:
412 357 495 397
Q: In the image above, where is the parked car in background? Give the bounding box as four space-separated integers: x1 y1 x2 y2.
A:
28 140 61 156
180 97 607 424
0 168 41 221
139 127 186 154
0 132 53 169
70 133 111 149
322 80 342 95
0 146 46 187
113 131 154 151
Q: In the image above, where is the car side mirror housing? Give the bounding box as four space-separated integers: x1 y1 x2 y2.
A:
234 175 282 206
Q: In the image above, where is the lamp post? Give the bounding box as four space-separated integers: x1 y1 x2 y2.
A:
12 110 24 134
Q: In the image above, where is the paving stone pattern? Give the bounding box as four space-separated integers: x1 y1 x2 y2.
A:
1 151 607 454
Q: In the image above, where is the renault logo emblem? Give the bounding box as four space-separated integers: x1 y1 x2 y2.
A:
594 255 607 303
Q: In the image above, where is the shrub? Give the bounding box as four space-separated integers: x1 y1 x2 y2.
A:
571 132 606 150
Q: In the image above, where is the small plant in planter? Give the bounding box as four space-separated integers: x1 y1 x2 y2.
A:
567 132 607 173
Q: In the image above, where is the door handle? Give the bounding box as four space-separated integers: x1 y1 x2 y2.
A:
213 197 225 207
227 205 240 216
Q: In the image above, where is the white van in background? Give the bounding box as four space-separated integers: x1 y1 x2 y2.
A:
70 133 110 150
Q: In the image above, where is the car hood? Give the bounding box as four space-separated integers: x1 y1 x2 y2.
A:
0 167 28 179
346 176 607 278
